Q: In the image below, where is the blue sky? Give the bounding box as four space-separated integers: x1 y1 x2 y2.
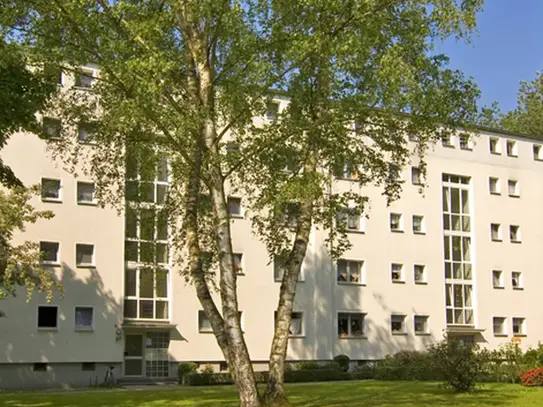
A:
434 0 543 112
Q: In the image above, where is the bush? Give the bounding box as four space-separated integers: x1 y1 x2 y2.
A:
322 361 342 371
428 339 484 393
296 361 321 370
178 362 198 384
523 343 543 369
333 355 350 372
185 371 269 386
200 364 214 374
373 350 437 381
520 368 543 386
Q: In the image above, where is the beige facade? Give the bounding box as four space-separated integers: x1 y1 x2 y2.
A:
1 86 543 389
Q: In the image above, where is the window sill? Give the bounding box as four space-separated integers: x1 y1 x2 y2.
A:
534 158 543 162
76 264 96 268
335 177 357 182
274 279 305 283
489 192 501 196
337 282 366 286
508 194 520 198
230 215 244 219
490 151 502 155
236 273 245 276
41 262 61 267
507 154 518 158
73 86 92 91
491 239 503 242
38 327 58 332
415 332 431 336
460 147 473 151
392 332 408 336
513 334 527 338
288 335 305 339
414 281 428 285
392 280 406 284
390 229 404 233
442 144 455 149
198 330 214 334
75 327 94 332
493 286 505 290
338 335 367 340
346 230 365 235
77 201 98 206
413 231 426 235
510 240 522 244
42 198 62 204
494 334 508 337
412 182 423 186
513 287 524 291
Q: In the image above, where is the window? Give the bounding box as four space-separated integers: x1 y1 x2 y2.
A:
227 197 242 217
506 140 518 157
275 312 304 337
198 310 213 333
412 215 425 234
459 133 472 150
273 255 303 282
390 213 403 232
76 244 94 267
77 182 95 204
534 144 542 160
124 268 169 320
391 315 406 334
124 208 169 264
508 180 519 197
125 150 169 204
441 133 453 147
40 241 59 264
78 123 95 143
388 163 402 182
489 177 500 195
43 117 61 138
411 167 423 185
493 317 506 336
233 253 243 274
75 69 94 88
338 313 365 338
414 316 429 334
414 265 426 284
37 306 58 329
33 363 48 372
44 64 62 85
82 362 96 371
512 317 526 336
41 178 61 201
445 283 474 325
337 260 363 284
279 202 300 228
408 134 419 142
265 101 280 120
491 223 502 241
489 137 500 154
75 307 93 330
391 263 404 283
509 225 521 242
492 270 504 289
334 160 357 180
512 271 523 289
336 208 363 232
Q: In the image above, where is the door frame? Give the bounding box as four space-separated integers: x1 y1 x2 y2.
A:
124 333 144 377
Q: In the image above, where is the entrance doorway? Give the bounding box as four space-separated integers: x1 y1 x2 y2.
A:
124 334 143 376
124 331 170 378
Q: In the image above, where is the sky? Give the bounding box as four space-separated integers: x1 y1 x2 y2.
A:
434 0 543 112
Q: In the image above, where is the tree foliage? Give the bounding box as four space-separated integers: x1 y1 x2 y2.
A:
2 1 483 405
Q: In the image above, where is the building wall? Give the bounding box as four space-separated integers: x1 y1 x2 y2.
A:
2 98 543 388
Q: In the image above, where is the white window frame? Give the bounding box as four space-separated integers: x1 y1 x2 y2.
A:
77 123 95 144
411 166 423 185
490 223 502 242
508 179 520 197
75 243 95 267
337 312 366 339
412 214 425 234
391 263 404 283
414 315 429 335
77 181 96 205
390 314 407 335
198 310 213 333
124 267 170 321
275 311 305 338
493 316 507 337
43 117 62 139
414 264 426 284
488 177 500 195
336 208 365 233
337 259 365 285
390 213 403 232
533 144 543 161
40 241 60 265
227 197 243 218
74 68 95 89
492 270 504 289
273 255 304 282
265 101 280 121
512 317 526 336
233 253 244 275
41 178 62 202
511 271 523 290
489 137 501 154
509 225 521 243
441 133 454 148
459 133 473 150
506 139 518 157
37 305 59 331
74 306 94 331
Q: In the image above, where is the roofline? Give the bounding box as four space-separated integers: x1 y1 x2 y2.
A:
469 124 543 142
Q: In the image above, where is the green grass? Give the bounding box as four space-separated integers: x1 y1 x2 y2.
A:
1 381 543 407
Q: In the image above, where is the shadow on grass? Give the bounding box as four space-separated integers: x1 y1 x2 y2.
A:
2 381 543 407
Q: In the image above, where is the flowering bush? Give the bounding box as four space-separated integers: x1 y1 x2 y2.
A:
519 368 543 386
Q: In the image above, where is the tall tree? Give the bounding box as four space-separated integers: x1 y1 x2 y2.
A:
3 1 482 405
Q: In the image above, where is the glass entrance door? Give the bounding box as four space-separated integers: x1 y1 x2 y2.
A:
124 334 143 376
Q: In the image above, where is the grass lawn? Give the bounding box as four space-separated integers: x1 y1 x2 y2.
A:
1 381 543 407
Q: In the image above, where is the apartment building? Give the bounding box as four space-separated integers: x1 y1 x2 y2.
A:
1 71 542 389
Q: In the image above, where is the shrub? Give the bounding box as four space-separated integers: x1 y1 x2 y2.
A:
333 355 350 372
373 350 437 381
178 362 198 384
200 364 214 374
322 361 342 371
520 368 543 386
523 343 543 369
428 339 484 393
296 361 321 370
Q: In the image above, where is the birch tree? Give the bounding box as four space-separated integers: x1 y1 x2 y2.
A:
3 1 482 405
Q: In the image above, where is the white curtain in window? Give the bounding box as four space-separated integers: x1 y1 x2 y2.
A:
75 307 93 328
289 315 302 335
